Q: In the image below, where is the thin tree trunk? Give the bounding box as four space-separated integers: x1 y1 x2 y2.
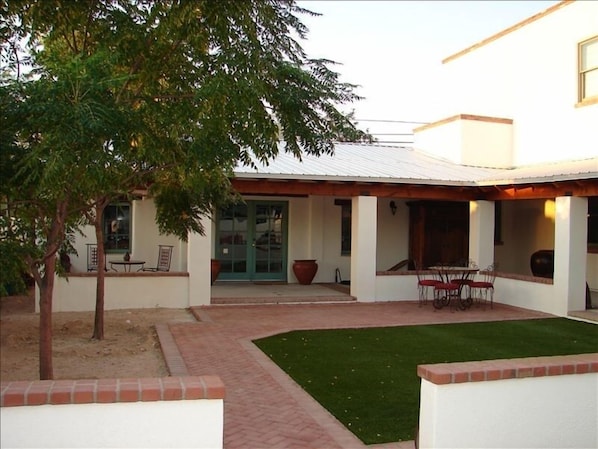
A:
92 199 109 340
38 256 56 380
37 204 67 380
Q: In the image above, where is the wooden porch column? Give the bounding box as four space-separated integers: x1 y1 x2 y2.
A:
469 200 495 270
554 196 587 315
187 215 213 307
350 196 377 302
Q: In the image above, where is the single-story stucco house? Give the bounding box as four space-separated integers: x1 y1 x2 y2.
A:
50 0 597 318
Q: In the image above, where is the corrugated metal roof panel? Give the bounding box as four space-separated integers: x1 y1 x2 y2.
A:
233 142 598 186
235 143 502 185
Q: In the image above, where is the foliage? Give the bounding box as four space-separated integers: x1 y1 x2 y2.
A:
1 0 365 377
254 318 598 444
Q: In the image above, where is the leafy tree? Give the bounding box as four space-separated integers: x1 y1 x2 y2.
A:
1 0 364 379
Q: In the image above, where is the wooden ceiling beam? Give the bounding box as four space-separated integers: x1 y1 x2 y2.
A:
231 178 598 201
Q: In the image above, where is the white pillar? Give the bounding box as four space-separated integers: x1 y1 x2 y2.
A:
554 196 588 315
350 196 377 302
187 215 212 307
469 200 495 270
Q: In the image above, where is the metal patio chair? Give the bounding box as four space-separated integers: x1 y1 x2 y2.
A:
87 244 98 272
469 263 498 309
142 245 173 272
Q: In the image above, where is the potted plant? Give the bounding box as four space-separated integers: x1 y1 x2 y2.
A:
211 259 221 285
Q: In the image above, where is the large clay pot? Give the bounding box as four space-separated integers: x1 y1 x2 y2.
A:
530 249 554 278
292 259 318 285
211 259 221 285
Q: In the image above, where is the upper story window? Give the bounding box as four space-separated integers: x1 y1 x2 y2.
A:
579 35 598 103
103 202 131 252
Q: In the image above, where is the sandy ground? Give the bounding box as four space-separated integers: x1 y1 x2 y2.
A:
0 289 196 381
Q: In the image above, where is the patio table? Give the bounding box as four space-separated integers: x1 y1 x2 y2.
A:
428 266 478 310
109 260 146 272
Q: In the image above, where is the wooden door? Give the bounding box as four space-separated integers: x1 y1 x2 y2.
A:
408 201 469 268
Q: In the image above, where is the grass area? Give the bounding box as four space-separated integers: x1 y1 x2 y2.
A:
254 318 598 444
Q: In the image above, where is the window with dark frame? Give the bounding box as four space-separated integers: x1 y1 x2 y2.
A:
579 35 598 102
334 199 351 255
494 201 503 244
103 202 131 252
588 197 598 250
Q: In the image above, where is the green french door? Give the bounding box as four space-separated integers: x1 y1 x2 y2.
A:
216 201 288 281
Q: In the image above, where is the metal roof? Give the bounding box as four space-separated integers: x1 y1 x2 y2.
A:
234 142 598 187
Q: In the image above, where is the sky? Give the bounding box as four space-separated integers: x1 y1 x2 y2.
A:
296 0 560 143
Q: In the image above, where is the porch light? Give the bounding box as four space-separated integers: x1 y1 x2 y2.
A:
389 200 397 216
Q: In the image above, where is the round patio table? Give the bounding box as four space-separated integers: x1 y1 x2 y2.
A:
428 266 479 310
109 260 146 272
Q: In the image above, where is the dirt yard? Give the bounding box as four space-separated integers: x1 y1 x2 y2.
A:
0 289 196 381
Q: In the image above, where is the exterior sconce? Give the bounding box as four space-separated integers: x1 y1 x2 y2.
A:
389 200 397 216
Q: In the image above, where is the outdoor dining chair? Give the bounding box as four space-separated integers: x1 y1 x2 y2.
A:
142 245 173 272
414 260 440 306
451 259 478 298
469 263 498 309
87 244 98 272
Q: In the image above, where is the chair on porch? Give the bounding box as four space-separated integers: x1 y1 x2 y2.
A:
87 244 98 272
451 259 478 299
469 263 498 309
142 245 173 272
414 260 440 306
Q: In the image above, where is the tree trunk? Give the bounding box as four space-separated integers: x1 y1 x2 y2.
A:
92 200 108 340
38 256 56 380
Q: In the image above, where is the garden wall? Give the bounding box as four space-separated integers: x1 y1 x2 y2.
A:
1 376 224 449
46 272 190 312
418 353 598 449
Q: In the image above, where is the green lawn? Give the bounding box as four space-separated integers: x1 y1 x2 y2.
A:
254 318 598 444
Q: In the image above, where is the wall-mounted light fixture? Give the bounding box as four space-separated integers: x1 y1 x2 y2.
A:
389 200 397 216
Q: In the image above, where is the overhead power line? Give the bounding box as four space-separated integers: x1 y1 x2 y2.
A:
355 118 429 124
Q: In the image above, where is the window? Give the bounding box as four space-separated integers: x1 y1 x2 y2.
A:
588 197 598 252
494 201 503 245
579 36 598 102
334 199 351 255
103 202 131 252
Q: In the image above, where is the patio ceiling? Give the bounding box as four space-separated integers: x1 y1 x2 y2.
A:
231 177 598 201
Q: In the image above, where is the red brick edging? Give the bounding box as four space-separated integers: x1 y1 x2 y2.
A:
418 353 598 385
1 375 225 408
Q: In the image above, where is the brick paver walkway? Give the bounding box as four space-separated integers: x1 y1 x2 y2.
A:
161 301 551 449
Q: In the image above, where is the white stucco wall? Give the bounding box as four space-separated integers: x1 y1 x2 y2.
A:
1 399 223 449
494 276 556 315
377 198 410 271
419 372 598 449
438 1 598 165
414 117 514 167
46 274 190 312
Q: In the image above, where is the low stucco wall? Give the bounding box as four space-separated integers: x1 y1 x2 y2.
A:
418 354 598 449
375 271 560 314
44 273 191 312
1 376 225 449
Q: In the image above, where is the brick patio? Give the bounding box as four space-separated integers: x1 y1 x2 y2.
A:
159 295 552 449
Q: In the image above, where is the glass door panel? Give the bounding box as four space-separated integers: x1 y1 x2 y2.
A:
253 204 284 278
218 204 248 276
216 201 287 281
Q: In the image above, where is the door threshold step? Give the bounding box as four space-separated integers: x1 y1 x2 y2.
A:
211 295 356 305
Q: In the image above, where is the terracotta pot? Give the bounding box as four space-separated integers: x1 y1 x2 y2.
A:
292 259 318 285
211 259 221 285
530 249 553 278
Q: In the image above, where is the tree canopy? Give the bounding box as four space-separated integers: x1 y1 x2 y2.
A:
1 0 365 378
